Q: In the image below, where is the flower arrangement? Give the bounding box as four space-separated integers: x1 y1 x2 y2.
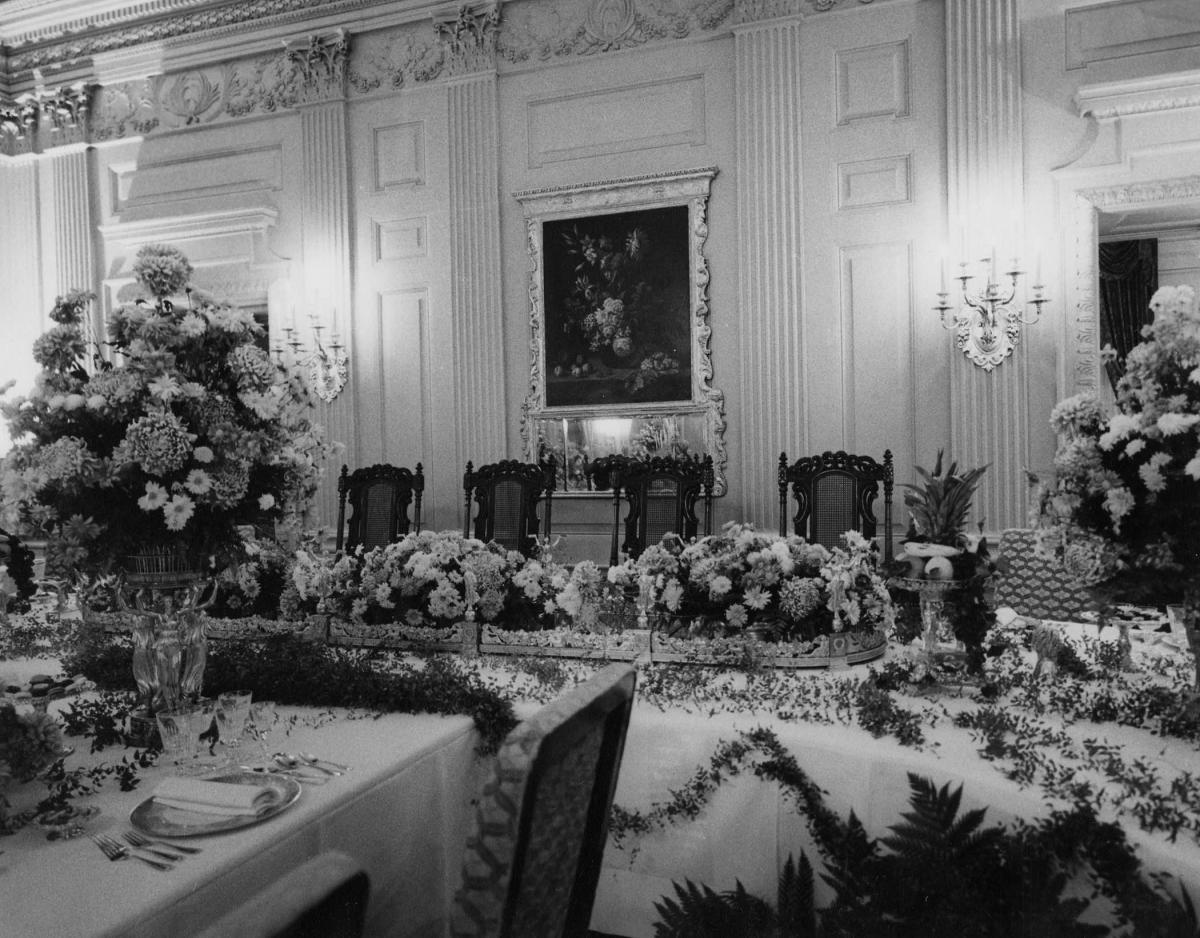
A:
0 244 337 576
0 528 37 613
1034 284 1200 604
608 522 894 640
0 702 66 829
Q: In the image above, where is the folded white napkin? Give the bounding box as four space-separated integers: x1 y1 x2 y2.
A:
153 777 275 816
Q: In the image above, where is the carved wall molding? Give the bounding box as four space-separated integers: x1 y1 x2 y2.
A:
1076 69 1200 121
1065 175 1200 396
346 21 445 94
497 0 736 65
0 79 92 156
286 29 349 104
435 5 499 77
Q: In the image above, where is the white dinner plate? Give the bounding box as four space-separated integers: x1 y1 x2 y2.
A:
130 771 302 837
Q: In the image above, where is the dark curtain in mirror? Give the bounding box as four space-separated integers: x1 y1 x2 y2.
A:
1099 239 1157 391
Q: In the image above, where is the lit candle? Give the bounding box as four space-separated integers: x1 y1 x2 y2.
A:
990 247 998 284
1035 252 1043 285
939 253 947 293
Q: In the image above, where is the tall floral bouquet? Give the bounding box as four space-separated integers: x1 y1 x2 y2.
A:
1034 285 1200 604
0 244 336 576
608 522 894 639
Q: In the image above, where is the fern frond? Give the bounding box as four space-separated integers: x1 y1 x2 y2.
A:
777 853 818 938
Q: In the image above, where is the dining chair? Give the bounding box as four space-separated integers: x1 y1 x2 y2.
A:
194 850 369 938
335 463 424 553
779 449 894 563
614 453 714 566
452 662 637 938
463 456 557 558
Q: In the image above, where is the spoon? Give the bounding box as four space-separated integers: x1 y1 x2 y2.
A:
297 752 346 775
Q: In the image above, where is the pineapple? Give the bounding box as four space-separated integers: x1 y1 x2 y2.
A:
902 450 988 548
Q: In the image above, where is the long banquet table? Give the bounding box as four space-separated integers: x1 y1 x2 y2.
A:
0 706 480 938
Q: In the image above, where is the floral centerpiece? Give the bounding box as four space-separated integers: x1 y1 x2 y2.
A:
0 244 335 576
1034 284 1200 670
608 522 894 641
0 528 37 614
0 702 66 831
285 531 562 629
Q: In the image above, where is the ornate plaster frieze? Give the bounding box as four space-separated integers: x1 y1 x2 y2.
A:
345 21 445 94
1077 176 1200 210
5 0 371 75
434 5 499 77
496 0 736 65
91 42 317 139
286 29 348 103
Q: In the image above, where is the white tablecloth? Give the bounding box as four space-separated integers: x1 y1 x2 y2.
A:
0 707 479 938
588 701 1200 937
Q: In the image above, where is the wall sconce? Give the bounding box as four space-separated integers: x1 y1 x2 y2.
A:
934 251 1049 371
273 316 348 404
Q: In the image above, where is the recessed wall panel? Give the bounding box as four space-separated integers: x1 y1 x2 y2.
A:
378 288 429 465
835 40 910 125
527 75 705 167
1066 0 1200 69
112 146 282 211
374 122 426 190
839 241 913 456
375 217 428 262
837 155 912 209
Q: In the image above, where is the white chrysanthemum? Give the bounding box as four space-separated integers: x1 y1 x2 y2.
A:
193 446 214 463
1157 412 1200 435
163 493 195 530
137 482 169 511
1139 452 1172 493
184 469 212 495
1187 454 1200 481
258 493 275 510
1098 413 1141 450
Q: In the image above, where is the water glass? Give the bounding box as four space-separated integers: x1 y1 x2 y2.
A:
247 700 277 761
191 696 222 775
216 689 254 764
155 706 197 769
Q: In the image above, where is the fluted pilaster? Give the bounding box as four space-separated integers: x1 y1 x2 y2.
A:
734 16 804 526
447 72 506 465
36 145 99 343
298 98 353 528
946 0 1028 530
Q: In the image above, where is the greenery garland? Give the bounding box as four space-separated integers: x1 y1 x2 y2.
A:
620 727 1197 937
64 634 518 754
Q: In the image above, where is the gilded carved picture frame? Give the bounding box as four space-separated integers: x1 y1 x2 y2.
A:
516 168 726 494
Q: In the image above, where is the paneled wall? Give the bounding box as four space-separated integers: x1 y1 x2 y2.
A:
4 0 1200 554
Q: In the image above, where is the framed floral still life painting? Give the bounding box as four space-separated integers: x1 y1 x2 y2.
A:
517 167 727 494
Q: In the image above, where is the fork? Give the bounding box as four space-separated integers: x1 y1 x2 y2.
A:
121 832 185 861
91 834 173 871
124 829 202 855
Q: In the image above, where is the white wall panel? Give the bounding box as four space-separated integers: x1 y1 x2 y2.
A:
377 288 431 469
835 40 910 125
113 146 283 211
837 155 912 210
373 122 425 189
526 75 706 167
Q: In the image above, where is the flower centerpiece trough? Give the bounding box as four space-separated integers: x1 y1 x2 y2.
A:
1 244 335 734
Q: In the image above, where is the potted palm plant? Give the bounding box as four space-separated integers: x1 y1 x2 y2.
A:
900 451 987 579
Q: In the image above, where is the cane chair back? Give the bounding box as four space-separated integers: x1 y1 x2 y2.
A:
621 454 714 563
779 449 894 562
464 457 557 558
335 463 424 553
195 850 369 938
452 663 637 938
